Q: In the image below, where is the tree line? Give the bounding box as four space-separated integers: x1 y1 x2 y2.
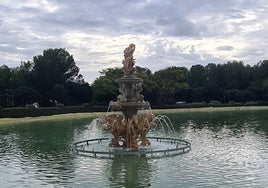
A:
0 48 268 108
92 61 268 106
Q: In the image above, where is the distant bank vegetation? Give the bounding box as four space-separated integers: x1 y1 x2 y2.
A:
0 48 268 111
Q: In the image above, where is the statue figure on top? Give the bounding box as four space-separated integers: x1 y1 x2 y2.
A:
123 43 136 77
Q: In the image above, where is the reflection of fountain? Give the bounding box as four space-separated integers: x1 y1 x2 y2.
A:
73 44 191 158
107 157 152 187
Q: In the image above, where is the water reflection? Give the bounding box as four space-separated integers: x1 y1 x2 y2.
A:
106 156 153 188
0 110 268 187
166 110 268 137
0 119 90 187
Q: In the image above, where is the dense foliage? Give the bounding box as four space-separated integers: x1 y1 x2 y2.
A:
0 48 267 108
91 61 268 105
0 48 92 107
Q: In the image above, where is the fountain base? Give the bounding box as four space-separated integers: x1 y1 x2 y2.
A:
73 137 191 159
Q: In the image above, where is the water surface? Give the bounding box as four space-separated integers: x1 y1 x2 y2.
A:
0 110 267 187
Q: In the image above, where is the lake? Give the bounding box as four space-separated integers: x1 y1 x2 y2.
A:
0 109 267 187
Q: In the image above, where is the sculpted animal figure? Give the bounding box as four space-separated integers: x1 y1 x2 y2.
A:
103 115 127 147
136 113 155 146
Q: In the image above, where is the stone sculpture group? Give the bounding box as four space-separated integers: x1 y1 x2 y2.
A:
102 44 155 149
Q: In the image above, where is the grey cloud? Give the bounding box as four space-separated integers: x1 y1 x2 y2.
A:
216 46 234 51
0 45 18 53
0 0 268 82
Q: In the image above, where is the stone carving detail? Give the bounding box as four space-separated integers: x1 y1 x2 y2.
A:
103 112 155 149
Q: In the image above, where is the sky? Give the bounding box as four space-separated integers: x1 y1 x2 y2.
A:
1 0 268 83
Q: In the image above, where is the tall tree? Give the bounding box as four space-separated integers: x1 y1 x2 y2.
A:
205 63 217 84
0 65 11 92
203 83 224 102
224 61 251 90
91 68 122 105
0 65 12 107
65 82 92 105
189 64 206 88
153 66 189 104
135 66 159 104
30 48 80 106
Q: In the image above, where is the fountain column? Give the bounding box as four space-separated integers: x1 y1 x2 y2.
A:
109 44 150 149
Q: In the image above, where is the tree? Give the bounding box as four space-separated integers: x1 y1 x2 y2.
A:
91 68 121 105
203 83 224 102
53 84 66 103
65 82 92 105
0 65 11 92
256 60 268 79
30 48 80 106
228 89 242 102
242 90 255 102
135 66 159 104
249 60 268 101
205 63 217 84
13 87 40 107
153 66 189 104
174 83 190 102
189 64 206 88
190 87 204 102
9 61 34 90
223 61 252 90
0 65 12 107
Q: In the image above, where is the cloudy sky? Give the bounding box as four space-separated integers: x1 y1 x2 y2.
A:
1 0 268 83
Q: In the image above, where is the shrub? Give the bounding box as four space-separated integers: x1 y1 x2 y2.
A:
55 103 64 108
209 100 221 104
244 101 258 106
82 103 91 107
25 104 36 109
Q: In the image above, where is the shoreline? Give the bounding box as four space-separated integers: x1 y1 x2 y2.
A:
0 112 105 126
152 105 268 114
0 106 267 126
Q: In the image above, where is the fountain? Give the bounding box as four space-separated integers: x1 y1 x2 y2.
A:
73 44 191 158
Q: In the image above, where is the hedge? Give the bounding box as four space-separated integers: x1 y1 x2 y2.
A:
1 101 267 118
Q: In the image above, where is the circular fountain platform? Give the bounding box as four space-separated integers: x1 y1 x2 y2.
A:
73 137 191 159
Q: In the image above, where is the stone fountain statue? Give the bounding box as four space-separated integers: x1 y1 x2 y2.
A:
105 44 154 149
73 44 191 157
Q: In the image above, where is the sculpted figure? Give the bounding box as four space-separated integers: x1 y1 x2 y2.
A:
103 115 127 147
123 43 136 77
136 113 155 146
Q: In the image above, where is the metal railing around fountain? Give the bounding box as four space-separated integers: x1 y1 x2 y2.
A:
73 137 191 159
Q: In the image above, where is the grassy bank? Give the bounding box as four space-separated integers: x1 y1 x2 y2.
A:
0 112 105 126
1 106 267 126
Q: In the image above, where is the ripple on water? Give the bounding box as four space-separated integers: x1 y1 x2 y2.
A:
0 111 268 187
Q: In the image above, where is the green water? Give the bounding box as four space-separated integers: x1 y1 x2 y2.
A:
0 110 267 187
